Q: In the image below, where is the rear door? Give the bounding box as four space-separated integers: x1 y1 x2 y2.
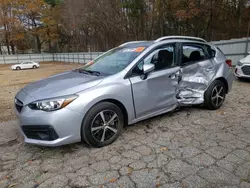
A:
178 43 216 104
22 62 30 69
30 62 36 68
27 62 34 69
129 44 180 119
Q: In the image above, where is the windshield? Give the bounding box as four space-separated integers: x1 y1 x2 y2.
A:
79 46 147 75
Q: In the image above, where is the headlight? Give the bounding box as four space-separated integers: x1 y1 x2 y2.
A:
28 95 78 112
237 61 243 66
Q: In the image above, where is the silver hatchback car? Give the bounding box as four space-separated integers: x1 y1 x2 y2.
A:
15 36 233 147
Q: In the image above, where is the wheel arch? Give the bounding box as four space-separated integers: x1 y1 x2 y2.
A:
82 98 129 127
80 98 129 145
214 77 229 93
97 99 128 126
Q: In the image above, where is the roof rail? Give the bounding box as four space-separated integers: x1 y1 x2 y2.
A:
155 36 207 43
120 41 148 47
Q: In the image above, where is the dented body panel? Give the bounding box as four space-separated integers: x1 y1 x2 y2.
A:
125 40 233 123
177 59 217 105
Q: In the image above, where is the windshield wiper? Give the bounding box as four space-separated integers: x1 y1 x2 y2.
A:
74 69 100 76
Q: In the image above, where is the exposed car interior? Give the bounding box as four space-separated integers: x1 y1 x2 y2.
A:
154 50 174 70
182 47 205 66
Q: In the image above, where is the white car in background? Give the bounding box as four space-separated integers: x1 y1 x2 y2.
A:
235 53 250 79
11 61 40 70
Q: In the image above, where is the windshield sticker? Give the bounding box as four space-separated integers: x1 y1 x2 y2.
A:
123 47 145 53
134 47 145 52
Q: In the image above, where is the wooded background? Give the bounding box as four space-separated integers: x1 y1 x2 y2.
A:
0 0 250 54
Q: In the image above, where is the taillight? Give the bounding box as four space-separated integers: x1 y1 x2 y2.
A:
226 59 232 67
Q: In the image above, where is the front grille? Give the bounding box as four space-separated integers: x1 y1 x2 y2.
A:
242 66 250 75
15 98 23 113
22 125 59 141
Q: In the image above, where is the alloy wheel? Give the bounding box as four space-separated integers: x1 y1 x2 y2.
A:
211 85 225 107
91 110 119 143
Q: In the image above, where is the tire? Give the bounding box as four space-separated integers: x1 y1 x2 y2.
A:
16 66 21 70
204 80 226 110
81 102 124 148
33 65 37 69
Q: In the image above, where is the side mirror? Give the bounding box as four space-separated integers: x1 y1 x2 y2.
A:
143 64 155 74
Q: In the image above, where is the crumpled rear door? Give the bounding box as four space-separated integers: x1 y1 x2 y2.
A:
177 59 216 105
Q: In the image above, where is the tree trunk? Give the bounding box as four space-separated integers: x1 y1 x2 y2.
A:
35 35 42 53
10 41 15 54
48 40 52 53
4 24 10 55
4 35 10 55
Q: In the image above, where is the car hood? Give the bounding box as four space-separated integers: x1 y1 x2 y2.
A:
240 55 250 64
21 71 104 102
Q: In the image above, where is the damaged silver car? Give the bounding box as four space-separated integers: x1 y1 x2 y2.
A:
15 36 233 147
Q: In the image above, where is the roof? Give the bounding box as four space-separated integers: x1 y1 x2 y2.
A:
155 36 207 43
119 36 207 48
119 41 154 47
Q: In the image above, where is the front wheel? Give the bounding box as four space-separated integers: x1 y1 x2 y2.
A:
204 80 226 110
16 66 21 70
81 102 124 147
33 65 37 69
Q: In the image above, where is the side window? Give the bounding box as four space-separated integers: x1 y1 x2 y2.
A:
131 45 176 75
145 45 176 71
182 45 205 66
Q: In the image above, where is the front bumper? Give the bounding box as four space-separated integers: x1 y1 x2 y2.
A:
15 98 84 147
235 64 250 78
21 125 59 141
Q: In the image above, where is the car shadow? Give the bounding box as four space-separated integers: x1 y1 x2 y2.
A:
236 77 250 82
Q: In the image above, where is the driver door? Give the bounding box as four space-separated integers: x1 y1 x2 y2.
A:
129 44 180 119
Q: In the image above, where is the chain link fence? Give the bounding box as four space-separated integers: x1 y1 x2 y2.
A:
0 52 103 64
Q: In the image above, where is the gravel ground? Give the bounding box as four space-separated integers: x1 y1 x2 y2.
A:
0 78 250 188
0 62 82 123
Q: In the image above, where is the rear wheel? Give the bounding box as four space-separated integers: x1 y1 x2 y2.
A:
204 80 226 110
81 102 124 147
16 66 21 70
